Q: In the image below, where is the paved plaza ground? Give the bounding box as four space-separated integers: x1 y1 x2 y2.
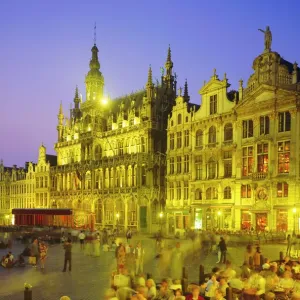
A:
0 234 289 300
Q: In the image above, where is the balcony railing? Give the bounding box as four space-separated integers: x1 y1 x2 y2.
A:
252 172 267 180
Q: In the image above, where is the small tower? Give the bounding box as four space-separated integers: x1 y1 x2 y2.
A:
146 65 154 100
85 41 104 101
38 144 46 163
164 45 174 88
57 102 64 141
73 86 82 121
183 79 190 102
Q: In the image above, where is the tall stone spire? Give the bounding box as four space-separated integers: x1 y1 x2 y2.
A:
164 45 174 89
73 86 82 121
85 36 104 102
165 45 173 77
183 79 190 102
146 65 154 99
57 102 64 141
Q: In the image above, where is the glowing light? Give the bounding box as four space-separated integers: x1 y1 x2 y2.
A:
5 215 9 220
74 133 78 140
217 210 222 216
87 126 91 132
116 213 120 219
159 212 163 218
293 207 297 214
11 215 15 225
101 97 108 105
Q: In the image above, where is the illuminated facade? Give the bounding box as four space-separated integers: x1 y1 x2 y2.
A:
0 146 56 225
166 31 300 234
50 42 176 232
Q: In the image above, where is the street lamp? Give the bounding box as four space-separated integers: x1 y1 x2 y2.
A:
116 212 120 234
293 207 297 235
217 210 222 230
159 212 164 235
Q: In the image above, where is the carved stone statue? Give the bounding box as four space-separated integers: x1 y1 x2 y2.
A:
258 26 272 52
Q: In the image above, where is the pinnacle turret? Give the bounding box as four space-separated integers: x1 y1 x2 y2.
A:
183 79 190 102
146 65 154 99
165 45 173 73
147 65 153 86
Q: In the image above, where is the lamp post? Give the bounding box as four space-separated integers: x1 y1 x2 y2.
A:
293 207 297 235
217 210 222 230
159 212 164 235
116 212 120 234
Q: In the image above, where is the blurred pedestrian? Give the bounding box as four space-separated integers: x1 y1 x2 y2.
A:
62 238 72 272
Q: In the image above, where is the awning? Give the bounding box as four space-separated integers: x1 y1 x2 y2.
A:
12 209 72 216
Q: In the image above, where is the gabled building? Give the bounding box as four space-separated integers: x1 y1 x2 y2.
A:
166 28 300 235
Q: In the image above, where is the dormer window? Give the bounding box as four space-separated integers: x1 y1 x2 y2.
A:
210 95 217 115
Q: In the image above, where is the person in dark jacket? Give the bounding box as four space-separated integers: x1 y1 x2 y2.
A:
62 238 72 272
218 237 227 264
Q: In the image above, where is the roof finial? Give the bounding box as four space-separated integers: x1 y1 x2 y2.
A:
184 79 190 102
75 85 79 98
59 101 63 115
94 22 97 45
178 87 182 97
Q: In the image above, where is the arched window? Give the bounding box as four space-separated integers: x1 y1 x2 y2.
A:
195 189 202 200
178 114 182 125
206 187 218 200
208 157 217 179
208 126 216 144
84 115 92 129
196 130 203 147
224 123 233 141
224 186 231 199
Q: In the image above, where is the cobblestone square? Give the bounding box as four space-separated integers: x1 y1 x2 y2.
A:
0 235 288 300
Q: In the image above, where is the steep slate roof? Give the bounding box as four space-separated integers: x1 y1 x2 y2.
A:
46 155 57 166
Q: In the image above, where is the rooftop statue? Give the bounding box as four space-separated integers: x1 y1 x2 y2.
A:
258 26 272 52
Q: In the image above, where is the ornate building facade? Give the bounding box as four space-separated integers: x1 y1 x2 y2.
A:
49 42 176 232
166 29 300 235
0 146 56 225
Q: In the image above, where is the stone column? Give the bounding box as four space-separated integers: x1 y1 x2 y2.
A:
102 202 105 228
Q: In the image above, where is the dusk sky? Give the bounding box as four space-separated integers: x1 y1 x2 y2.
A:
1 0 300 167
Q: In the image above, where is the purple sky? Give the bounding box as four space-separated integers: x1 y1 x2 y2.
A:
1 0 300 167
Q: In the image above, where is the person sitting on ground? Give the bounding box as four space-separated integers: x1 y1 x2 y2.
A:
205 274 219 298
214 288 226 300
218 277 229 297
153 279 175 300
8 251 14 262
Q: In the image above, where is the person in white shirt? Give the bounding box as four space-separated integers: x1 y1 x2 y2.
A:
78 231 86 250
8 251 14 262
146 279 157 299
248 272 266 296
133 242 145 275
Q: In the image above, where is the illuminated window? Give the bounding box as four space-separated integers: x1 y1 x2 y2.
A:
243 120 253 138
208 126 216 144
257 143 268 173
177 156 182 173
242 146 253 176
177 132 182 148
224 186 231 199
196 130 203 147
184 130 189 147
223 151 232 178
169 182 174 200
278 141 290 173
206 187 218 200
170 133 175 150
209 94 217 115
195 155 202 180
277 182 288 197
224 123 233 141
278 111 291 132
170 157 175 174
260 116 270 135
184 155 189 173
208 157 217 179
241 184 251 198
141 166 146 186
184 182 189 200
176 182 181 200
195 188 202 200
